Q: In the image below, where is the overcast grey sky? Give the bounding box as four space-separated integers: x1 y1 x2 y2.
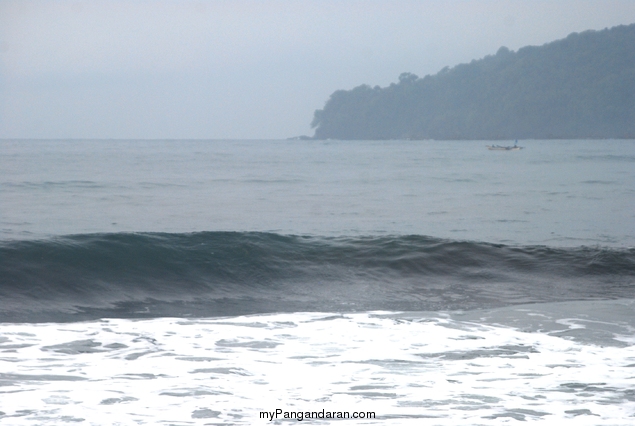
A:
1 0 634 139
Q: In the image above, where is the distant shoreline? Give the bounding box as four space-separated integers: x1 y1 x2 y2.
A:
309 24 635 141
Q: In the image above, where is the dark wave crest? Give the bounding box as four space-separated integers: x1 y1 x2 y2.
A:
1 232 633 322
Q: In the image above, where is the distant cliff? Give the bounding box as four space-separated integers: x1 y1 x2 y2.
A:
311 24 635 140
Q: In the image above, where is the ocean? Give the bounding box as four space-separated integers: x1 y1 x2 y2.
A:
1 139 634 424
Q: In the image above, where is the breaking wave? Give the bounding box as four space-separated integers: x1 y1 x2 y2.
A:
1 232 633 322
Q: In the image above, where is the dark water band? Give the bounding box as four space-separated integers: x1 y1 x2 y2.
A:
1 232 633 322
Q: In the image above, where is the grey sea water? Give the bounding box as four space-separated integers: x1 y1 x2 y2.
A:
1 139 634 424
2 139 634 245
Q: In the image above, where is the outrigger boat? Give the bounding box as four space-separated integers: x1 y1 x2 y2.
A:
487 140 523 151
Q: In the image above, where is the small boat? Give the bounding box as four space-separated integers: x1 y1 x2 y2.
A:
487 140 523 151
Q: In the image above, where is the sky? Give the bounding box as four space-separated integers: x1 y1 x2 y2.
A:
1 0 634 139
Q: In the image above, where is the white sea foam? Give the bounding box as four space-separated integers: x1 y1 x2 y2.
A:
1 304 634 425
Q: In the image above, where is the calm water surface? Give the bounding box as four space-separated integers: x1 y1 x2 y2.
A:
2 139 634 246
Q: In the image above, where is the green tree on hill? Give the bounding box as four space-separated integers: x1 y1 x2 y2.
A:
311 24 635 140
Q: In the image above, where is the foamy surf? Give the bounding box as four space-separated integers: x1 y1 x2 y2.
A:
1 300 633 424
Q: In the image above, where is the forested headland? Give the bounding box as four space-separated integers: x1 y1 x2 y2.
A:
310 24 635 140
